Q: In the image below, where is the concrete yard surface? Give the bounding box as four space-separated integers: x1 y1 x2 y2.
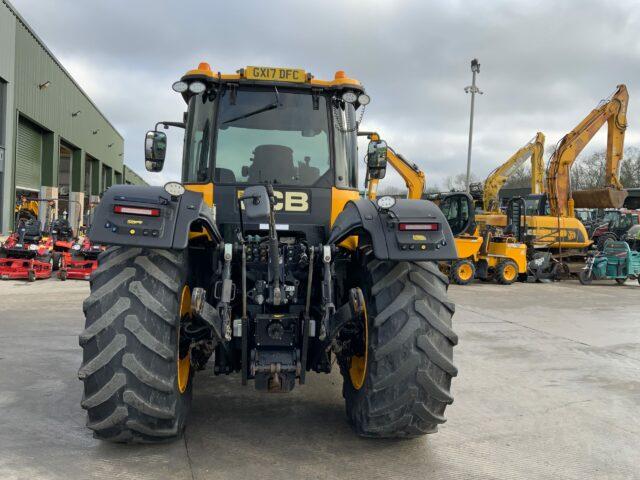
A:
0 277 638 480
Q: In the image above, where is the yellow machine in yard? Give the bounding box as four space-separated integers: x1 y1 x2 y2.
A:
482 132 546 213
438 133 545 285
439 193 527 284
369 138 530 285
477 85 629 255
78 64 465 443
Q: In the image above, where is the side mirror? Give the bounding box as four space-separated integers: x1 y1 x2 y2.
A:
144 130 167 172
367 140 388 180
241 185 271 221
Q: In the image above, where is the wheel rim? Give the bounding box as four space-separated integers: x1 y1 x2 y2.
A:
457 263 473 281
177 285 191 394
503 264 517 281
349 296 368 391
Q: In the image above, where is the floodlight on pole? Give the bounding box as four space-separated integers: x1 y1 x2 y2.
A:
464 58 483 193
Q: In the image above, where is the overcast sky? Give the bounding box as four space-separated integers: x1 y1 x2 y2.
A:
10 0 640 190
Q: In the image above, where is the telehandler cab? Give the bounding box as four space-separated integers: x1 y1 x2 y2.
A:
79 64 462 443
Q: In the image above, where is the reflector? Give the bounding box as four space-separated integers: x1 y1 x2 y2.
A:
113 205 161 217
398 223 439 231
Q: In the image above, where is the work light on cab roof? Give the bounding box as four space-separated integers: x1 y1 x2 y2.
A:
172 62 371 107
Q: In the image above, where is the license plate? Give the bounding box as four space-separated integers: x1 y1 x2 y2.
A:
245 66 306 83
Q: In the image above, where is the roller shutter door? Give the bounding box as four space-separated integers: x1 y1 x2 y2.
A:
15 117 42 191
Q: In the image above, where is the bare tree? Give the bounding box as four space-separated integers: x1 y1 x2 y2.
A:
571 151 606 190
570 147 640 189
445 173 478 191
504 164 533 189
619 147 640 188
377 185 407 196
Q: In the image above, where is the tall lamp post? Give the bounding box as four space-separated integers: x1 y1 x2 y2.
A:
464 58 483 193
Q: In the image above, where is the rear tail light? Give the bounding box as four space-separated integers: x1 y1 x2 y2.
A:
398 222 440 231
113 205 160 217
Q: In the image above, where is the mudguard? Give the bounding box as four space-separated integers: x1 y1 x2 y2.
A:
88 185 220 249
327 199 458 261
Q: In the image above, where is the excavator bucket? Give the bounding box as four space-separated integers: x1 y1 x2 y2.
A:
572 188 628 209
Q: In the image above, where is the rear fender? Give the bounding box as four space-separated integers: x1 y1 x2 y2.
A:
88 185 221 249
328 199 458 261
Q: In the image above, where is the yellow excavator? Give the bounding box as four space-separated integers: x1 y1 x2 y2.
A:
547 84 628 216
425 134 546 285
473 84 629 280
476 85 629 253
482 132 546 213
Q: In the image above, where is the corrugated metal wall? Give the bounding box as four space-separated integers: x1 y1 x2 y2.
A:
13 22 123 171
15 116 41 190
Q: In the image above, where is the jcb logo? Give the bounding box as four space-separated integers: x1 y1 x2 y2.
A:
237 190 309 212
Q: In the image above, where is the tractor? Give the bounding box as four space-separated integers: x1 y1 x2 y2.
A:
78 64 462 443
590 209 640 251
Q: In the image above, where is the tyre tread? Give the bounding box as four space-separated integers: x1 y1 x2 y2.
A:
344 259 457 438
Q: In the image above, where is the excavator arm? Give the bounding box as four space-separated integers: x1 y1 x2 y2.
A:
363 132 425 200
547 84 628 217
483 132 546 212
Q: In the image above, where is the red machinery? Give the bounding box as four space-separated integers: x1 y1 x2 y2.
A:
49 217 76 270
0 217 53 281
58 235 104 280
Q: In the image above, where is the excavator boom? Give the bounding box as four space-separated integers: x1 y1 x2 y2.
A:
364 132 425 200
483 132 545 212
547 84 628 217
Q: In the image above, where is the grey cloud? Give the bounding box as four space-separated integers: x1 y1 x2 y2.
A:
11 0 640 188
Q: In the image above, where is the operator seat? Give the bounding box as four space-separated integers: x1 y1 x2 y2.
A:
247 145 296 184
297 156 320 184
22 219 43 243
51 218 74 241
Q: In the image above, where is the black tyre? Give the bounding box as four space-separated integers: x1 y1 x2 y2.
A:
342 259 458 437
578 270 593 285
615 278 627 285
496 260 518 285
450 259 475 285
78 246 193 443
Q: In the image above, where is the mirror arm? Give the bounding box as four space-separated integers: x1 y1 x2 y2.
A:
155 121 186 130
357 131 380 141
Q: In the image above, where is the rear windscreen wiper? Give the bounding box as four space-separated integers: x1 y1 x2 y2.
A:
222 87 281 125
222 102 278 125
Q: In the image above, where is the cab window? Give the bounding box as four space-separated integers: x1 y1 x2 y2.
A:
183 93 216 183
333 101 358 189
214 88 330 186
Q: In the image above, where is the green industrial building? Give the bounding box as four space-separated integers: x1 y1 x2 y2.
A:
0 0 145 234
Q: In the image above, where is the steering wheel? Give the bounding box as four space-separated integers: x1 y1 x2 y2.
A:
16 209 36 223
